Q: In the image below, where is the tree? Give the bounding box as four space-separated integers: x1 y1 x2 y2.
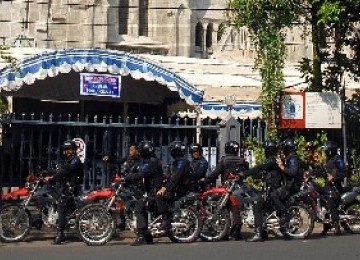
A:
227 0 303 139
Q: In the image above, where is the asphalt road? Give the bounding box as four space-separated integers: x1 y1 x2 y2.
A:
1 229 359 260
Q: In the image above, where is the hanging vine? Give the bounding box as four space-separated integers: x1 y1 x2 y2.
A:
227 0 303 139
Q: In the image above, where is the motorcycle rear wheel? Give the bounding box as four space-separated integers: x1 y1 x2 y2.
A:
76 203 116 246
342 199 360 234
198 197 231 242
0 204 31 242
166 204 202 243
279 204 315 239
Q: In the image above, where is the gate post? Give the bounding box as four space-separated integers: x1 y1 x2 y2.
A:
217 116 241 159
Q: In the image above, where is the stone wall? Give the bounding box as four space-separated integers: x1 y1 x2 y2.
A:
0 0 312 63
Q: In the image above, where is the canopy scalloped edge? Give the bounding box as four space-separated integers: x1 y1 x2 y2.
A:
0 48 203 105
177 101 262 119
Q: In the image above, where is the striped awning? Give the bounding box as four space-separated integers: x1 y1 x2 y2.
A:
0 48 203 105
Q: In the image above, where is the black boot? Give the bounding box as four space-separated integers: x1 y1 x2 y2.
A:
231 224 243 240
131 229 153 246
160 213 172 235
279 211 291 240
333 222 341 236
52 230 65 245
261 228 269 240
246 227 264 242
143 229 153 244
321 223 332 237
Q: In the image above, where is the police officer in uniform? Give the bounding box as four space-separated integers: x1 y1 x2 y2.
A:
205 140 248 240
189 143 208 192
46 140 83 245
239 139 281 242
103 143 141 178
124 141 163 246
103 143 141 230
273 138 302 235
320 141 346 236
156 141 193 233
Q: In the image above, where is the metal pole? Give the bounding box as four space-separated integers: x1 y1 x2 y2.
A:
341 77 348 186
196 107 201 143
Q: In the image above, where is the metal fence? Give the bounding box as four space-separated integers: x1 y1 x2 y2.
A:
0 113 265 189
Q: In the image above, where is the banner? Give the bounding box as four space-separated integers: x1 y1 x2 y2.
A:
80 73 121 98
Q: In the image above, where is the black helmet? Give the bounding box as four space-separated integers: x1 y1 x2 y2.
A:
225 141 240 155
263 140 277 157
189 143 203 155
321 141 338 158
138 140 155 158
280 138 296 156
169 141 186 158
62 140 77 150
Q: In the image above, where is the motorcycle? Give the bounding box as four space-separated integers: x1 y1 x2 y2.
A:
75 174 202 246
299 174 360 234
198 175 314 241
0 170 83 242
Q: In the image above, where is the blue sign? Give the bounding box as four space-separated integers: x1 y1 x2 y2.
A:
80 73 121 98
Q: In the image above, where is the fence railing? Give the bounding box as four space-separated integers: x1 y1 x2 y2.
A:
0 113 265 189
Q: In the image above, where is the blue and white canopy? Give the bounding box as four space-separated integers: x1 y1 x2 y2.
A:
177 101 262 119
0 48 203 105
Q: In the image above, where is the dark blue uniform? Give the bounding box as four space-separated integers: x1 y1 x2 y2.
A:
157 158 192 230
49 155 83 232
189 156 208 192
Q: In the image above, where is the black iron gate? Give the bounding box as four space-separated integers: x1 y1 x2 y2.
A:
0 113 265 189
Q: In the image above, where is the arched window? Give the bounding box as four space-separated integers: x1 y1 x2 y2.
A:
119 0 129 35
139 0 149 36
206 23 213 48
195 22 203 49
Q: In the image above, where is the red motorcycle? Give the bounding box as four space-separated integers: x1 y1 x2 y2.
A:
0 170 84 242
76 174 202 246
1 174 36 201
198 173 314 241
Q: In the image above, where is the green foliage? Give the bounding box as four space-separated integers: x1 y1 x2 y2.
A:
0 96 9 115
349 149 360 185
0 45 17 67
299 0 360 93
244 137 265 165
227 0 303 139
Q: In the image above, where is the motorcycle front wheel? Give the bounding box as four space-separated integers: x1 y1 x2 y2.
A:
166 203 202 243
342 199 360 234
0 204 31 242
198 196 231 242
76 203 116 246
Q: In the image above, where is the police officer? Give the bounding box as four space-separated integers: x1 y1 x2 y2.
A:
189 143 208 192
205 140 248 240
156 141 193 233
273 138 302 234
124 140 163 246
46 140 83 245
320 141 346 236
103 143 141 229
103 143 141 177
239 139 281 242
